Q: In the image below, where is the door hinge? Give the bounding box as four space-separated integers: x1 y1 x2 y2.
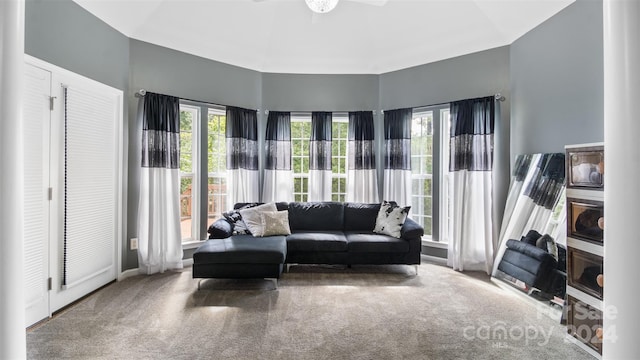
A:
48 187 53 201
47 277 52 291
49 96 56 111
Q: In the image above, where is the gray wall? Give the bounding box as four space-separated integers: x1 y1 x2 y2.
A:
262 73 379 112
380 47 512 242
128 40 264 268
510 0 603 158
25 0 129 91
24 0 131 269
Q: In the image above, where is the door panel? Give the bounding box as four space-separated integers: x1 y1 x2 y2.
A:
23 63 52 327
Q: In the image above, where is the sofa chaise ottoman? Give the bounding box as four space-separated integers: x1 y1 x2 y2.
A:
192 235 287 289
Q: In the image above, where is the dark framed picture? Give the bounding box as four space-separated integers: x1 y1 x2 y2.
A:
566 146 604 189
567 198 604 244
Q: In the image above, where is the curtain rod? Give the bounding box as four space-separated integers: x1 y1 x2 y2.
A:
265 110 378 115
134 89 259 113
382 93 506 114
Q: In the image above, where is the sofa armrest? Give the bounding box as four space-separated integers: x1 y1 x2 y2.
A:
401 217 424 239
505 239 554 263
208 218 233 239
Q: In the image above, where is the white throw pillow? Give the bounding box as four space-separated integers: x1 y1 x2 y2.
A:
373 201 410 238
260 210 291 237
238 202 277 237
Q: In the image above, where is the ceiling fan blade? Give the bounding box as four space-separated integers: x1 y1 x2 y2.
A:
346 0 388 6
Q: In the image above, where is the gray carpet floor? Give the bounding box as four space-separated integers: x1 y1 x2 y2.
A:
27 260 592 360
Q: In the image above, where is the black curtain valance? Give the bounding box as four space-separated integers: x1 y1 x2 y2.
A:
348 111 375 141
264 111 291 171
311 112 332 141
450 96 495 136
226 106 258 170
449 96 495 172
226 106 258 141
140 92 180 169
383 108 412 140
310 111 332 171
348 111 376 171
265 111 291 141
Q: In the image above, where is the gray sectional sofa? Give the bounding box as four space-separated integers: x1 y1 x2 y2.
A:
192 201 424 286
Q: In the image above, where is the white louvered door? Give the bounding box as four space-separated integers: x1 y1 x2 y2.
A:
23 63 52 327
49 70 122 312
23 57 123 325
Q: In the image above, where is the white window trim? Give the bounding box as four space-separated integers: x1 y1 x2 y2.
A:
332 114 349 201
291 114 311 202
206 107 227 236
179 105 200 243
438 108 451 245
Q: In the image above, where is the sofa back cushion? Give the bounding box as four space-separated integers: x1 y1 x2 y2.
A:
234 202 289 211
288 202 344 231
343 202 381 232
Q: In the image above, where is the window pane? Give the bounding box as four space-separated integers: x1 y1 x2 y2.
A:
208 176 226 227
180 110 193 131
423 218 432 236
294 178 301 193
207 110 227 232
293 157 302 173
180 132 192 173
423 196 432 216
180 176 193 240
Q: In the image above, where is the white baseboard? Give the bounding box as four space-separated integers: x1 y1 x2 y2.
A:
118 268 139 281
421 254 447 266
118 258 193 281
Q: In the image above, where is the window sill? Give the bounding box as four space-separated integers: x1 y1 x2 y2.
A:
182 239 206 250
422 238 448 249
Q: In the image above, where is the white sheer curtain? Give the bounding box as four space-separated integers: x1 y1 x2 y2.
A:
447 97 496 274
226 106 260 207
382 108 412 207
308 112 332 201
262 111 293 202
491 153 566 277
137 92 183 274
346 111 379 203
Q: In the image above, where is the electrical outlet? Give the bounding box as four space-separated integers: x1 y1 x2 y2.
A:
130 238 138 250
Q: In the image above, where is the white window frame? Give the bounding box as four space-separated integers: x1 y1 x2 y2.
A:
291 113 311 202
410 110 434 237
179 105 200 243
332 113 349 202
409 105 451 244
439 107 451 244
207 107 227 229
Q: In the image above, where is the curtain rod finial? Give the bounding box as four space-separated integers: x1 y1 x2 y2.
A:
494 93 505 101
135 89 146 98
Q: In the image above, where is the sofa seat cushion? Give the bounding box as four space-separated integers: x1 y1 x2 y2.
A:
345 232 410 253
193 235 287 264
286 231 348 252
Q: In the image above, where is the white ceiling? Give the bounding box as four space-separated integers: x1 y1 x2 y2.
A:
72 0 575 74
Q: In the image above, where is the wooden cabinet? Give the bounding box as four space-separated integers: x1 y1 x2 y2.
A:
564 143 604 358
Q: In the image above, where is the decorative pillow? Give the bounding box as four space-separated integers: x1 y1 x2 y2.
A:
521 230 542 246
238 202 278 237
373 201 411 238
260 210 292 237
536 234 558 260
222 203 259 235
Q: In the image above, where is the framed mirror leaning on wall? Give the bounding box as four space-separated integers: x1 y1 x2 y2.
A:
491 153 567 305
